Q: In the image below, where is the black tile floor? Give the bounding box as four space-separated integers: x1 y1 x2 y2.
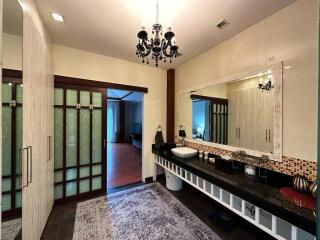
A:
41 179 275 240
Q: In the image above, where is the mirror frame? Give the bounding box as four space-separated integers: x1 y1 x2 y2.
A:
177 62 283 161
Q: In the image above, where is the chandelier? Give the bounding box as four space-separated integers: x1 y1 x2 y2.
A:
136 0 179 67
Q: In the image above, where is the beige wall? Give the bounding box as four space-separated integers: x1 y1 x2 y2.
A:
3 33 22 70
176 0 318 162
53 44 167 180
21 0 54 239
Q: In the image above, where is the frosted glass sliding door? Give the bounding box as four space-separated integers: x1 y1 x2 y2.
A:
54 86 106 202
1 81 23 218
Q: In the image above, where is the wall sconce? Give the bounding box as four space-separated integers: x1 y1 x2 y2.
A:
258 74 274 92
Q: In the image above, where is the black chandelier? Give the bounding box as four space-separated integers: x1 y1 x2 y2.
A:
136 0 179 67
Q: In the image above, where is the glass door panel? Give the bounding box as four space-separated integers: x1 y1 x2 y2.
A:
92 92 102 107
16 84 23 104
54 88 64 106
54 108 63 169
2 106 12 177
54 87 105 202
2 86 12 214
2 83 12 103
80 91 90 107
66 109 77 167
92 109 102 164
66 89 77 106
80 109 90 165
2 81 22 218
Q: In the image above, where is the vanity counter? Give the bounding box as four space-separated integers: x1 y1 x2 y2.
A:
152 146 315 235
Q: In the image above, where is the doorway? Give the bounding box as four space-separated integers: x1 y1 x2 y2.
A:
106 89 143 189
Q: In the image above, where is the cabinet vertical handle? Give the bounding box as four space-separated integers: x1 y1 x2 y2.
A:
27 146 32 184
50 136 52 160
18 148 28 188
239 128 240 139
265 129 268 142
48 136 52 161
268 129 271 143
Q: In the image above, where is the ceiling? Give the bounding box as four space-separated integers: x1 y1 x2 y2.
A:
107 89 143 102
34 0 296 69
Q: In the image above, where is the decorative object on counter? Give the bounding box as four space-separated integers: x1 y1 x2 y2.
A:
178 125 186 146
154 125 164 149
215 158 234 174
204 151 209 160
209 157 215 164
292 174 309 192
280 187 316 211
244 165 256 176
308 180 317 198
198 150 203 159
221 155 232 161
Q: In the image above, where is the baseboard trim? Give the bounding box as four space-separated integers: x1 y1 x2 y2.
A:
144 176 154 183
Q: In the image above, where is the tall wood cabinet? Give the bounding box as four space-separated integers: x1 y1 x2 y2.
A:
21 0 54 239
228 87 274 153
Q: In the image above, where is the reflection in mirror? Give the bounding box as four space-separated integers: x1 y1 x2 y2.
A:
178 65 282 159
2 0 23 239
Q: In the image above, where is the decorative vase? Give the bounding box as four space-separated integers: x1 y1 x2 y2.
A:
309 180 317 198
292 174 309 192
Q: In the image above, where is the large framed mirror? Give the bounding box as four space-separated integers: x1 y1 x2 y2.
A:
177 63 283 161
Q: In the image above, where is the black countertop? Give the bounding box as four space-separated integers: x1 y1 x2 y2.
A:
152 145 316 235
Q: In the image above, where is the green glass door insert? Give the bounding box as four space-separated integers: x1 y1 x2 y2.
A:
54 86 106 202
1 81 23 218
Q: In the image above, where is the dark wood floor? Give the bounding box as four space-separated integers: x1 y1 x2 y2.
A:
41 182 143 240
107 143 142 188
40 178 275 240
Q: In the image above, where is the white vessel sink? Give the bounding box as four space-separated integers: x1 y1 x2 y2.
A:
171 147 198 158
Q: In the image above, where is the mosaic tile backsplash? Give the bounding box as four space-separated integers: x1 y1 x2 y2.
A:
184 141 317 181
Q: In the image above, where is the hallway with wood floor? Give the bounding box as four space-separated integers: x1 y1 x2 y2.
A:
107 143 142 189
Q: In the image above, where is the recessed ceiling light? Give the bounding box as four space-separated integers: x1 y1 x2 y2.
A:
51 12 64 22
284 66 291 69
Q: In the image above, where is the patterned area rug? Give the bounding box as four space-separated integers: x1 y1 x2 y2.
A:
1 218 21 240
73 183 221 240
